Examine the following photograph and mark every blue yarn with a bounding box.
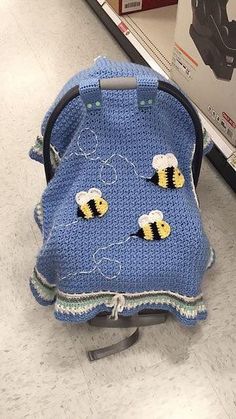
[54,303,207,326]
[30,58,212,326]
[30,281,55,306]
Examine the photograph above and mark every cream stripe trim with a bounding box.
[57,288,203,303]
[35,268,56,288]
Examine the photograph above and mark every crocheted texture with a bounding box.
[34,202,43,232]
[149,153,185,189]
[54,291,207,325]
[29,62,213,165]
[30,268,207,325]
[30,58,212,326]
[133,210,171,241]
[76,188,108,219]
[203,128,214,155]
[29,136,61,167]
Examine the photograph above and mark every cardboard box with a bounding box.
[108,0,178,15]
[171,0,236,147]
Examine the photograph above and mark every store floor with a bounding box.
[0,1,236,418]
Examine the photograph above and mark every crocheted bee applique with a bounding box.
[131,210,171,241]
[75,188,108,219]
[148,153,185,189]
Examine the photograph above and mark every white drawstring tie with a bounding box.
[108,294,125,320]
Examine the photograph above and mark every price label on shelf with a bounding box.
[118,21,130,35]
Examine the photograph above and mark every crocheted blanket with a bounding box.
[30,58,214,326]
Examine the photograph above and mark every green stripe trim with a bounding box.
[57,290,203,305]
[34,268,56,290]
[30,276,56,302]
[30,269,56,302]
[55,293,206,319]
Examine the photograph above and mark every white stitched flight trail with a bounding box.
[64,128,148,185]
[58,235,132,282]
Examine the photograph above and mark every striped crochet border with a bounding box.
[30,268,56,302]
[30,268,206,320]
[29,136,60,167]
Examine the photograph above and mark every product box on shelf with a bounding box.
[171,0,236,147]
[107,0,178,15]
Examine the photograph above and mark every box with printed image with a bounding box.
[107,0,178,15]
[171,0,236,147]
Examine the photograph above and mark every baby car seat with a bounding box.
[190,0,236,80]
[29,58,214,360]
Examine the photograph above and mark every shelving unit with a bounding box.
[124,6,177,75]
[87,0,236,191]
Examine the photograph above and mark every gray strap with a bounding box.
[87,312,168,361]
[87,328,139,361]
[88,311,168,328]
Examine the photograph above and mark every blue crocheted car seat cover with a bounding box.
[30,58,213,325]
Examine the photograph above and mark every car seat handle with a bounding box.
[43,78,203,185]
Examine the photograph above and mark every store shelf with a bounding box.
[123,6,177,75]
[87,0,236,190]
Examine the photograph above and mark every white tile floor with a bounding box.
[0,1,236,418]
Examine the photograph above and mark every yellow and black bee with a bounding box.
[131,210,171,241]
[148,153,185,189]
[75,188,108,219]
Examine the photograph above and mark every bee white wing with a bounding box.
[88,188,102,199]
[152,154,168,170]
[166,153,178,168]
[149,210,163,223]
[138,214,150,228]
[75,191,89,205]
